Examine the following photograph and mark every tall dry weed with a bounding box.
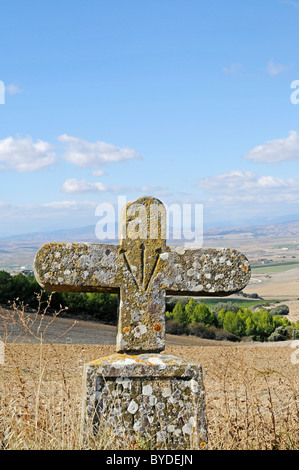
[0,300,82,450]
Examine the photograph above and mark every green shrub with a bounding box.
[0,271,47,308]
[86,292,118,323]
[185,299,197,322]
[293,328,299,339]
[268,326,289,342]
[268,325,299,341]
[187,322,216,340]
[270,304,289,316]
[254,310,275,340]
[165,319,187,335]
[222,311,246,337]
[216,308,227,328]
[172,301,189,326]
[212,301,240,315]
[214,329,240,342]
[165,310,173,320]
[189,303,216,326]
[56,291,118,323]
[0,271,14,304]
[245,314,256,337]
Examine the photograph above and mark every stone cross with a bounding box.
[34,196,251,353]
[34,195,251,450]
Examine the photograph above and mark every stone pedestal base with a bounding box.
[82,353,207,450]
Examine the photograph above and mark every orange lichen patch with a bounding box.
[242,265,249,272]
[153,323,162,332]
[123,327,130,333]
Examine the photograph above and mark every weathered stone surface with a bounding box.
[34,196,251,353]
[83,353,207,450]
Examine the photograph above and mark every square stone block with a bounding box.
[82,353,207,450]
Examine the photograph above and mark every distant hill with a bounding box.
[0,225,99,243]
[2,217,299,244]
[1,218,299,271]
[204,220,299,240]
[0,225,109,271]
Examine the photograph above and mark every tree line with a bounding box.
[166,298,299,342]
[1,270,298,341]
[0,270,118,323]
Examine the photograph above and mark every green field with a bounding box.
[251,261,299,274]
[168,296,283,309]
[196,298,284,308]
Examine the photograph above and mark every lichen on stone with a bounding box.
[83,353,208,450]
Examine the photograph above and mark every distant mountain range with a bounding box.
[205,219,299,240]
[2,217,299,245]
[0,225,99,243]
[2,212,299,244]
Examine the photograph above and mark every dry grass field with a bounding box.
[244,266,299,300]
[0,335,298,450]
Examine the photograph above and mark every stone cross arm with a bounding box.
[34,242,120,294]
[34,242,250,297]
[34,240,250,353]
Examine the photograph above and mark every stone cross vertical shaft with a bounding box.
[34,196,251,354]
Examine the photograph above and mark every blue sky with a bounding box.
[0,0,299,237]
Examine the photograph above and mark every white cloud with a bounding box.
[0,136,56,172]
[42,200,98,210]
[266,60,289,76]
[61,178,169,196]
[199,170,257,192]
[61,178,107,194]
[5,84,22,95]
[0,133,141,173]
[243,131,299,163]
[198,170,299,204]
[58,134,141,168]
